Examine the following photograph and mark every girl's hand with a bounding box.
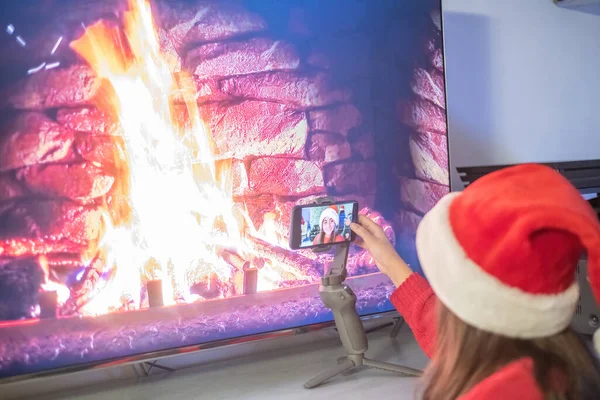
[350,215,413,287]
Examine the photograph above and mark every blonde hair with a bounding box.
[421,301,600,400]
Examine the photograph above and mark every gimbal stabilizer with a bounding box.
[303,197,422,389]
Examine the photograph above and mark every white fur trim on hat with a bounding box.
[319,207,339,228]
[416,192,580,339]
[594,329,600,355]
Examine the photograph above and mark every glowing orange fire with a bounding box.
[68,0,304,315]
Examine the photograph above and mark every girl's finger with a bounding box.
[353,236,367,249]
[350,222,374,243]
[357,215,384,236]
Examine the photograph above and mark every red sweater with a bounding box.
[390,273,544,400]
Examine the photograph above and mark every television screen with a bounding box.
[0,0,449,379]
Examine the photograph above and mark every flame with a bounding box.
[258,212,283,246]
[68,0,301,315]
[38,255,71,306]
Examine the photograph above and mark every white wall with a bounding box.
[442,0,600,189]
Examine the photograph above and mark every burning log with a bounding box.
[249,237,322,281]
[220,248,263,294]
[243,266,258,295]
[220,250,251,296]
[220,249,250,271]
[39,291,58,319]
[189,271,229,300]
[147,279,164,308]
[142,257,162,282]
[60,253,106,316]
[0,200,104,258]
[187,259,235,301]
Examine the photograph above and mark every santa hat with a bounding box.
[416,164,600,349]
[319,205,339,228]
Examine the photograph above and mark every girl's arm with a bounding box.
[389,272,437,358]
[348,215,437,357]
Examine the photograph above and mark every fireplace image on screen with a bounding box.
[0,0,448,379]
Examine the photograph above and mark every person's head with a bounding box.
[319,206,339,237]
[423,301,600,400]
[322,217,336,235]
[415,164,600,399]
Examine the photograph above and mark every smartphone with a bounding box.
[289,200,358,250]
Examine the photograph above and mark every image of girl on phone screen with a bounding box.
[313,206,344,245]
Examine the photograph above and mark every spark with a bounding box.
[45,61,60,70]
[27,62,46,75]
[16,35,26,46]
[51,36,63,55]
[76,269,85,281]
[6,24,14,35]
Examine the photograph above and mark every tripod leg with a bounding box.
[304,358,356,389]
[390,317,405,339]
[363,358,423,377]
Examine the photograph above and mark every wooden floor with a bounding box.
[4,320,429,400]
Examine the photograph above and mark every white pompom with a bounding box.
[594,329,600,355]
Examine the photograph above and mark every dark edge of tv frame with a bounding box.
[457,159,600,194]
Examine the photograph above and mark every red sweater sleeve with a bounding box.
[390,272,437,358]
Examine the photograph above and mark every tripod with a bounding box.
[303,199,422,389]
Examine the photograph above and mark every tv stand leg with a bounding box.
[390,317,405,339]
[361,316,405,336]
[138,360,177,377]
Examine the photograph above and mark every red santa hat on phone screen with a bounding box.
[416,164,600,350]
[319,205,339,228]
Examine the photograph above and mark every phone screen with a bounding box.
[289,201,358,250]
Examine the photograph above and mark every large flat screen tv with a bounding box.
[0,0,449,380]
